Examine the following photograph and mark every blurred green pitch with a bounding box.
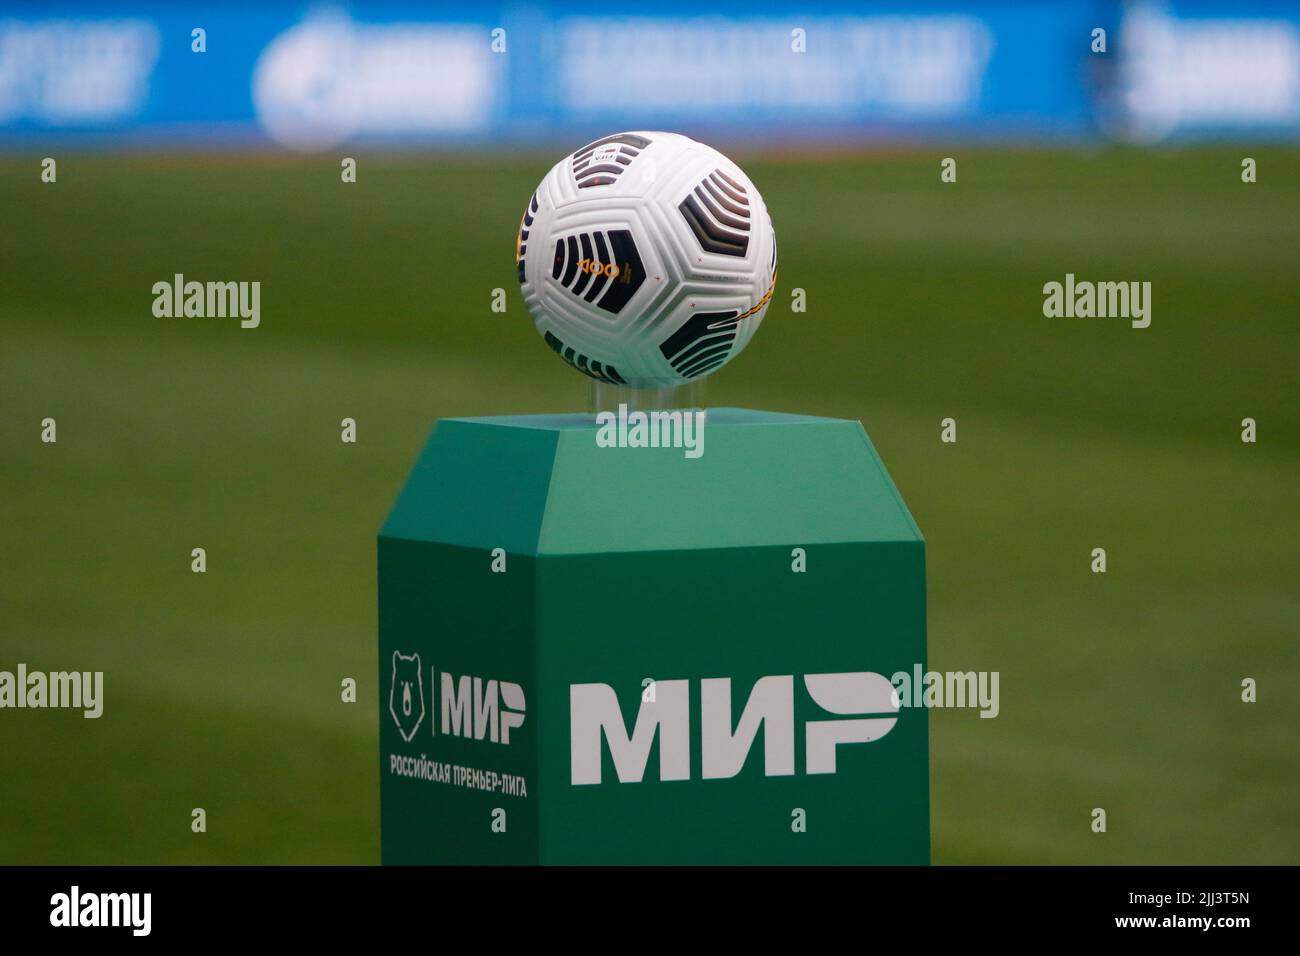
[0,147,1295,863]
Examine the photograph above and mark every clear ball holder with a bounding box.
[587,380,707,415]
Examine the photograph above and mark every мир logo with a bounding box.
[570,671,900,784]
[387,653,526,745]
[389,650,425,742]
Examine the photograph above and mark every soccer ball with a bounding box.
[516,131,777,389]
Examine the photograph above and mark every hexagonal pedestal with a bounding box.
[379,408,928,864]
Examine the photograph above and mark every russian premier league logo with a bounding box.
[389,651,425,743]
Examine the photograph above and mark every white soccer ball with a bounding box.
[516,131,777,389]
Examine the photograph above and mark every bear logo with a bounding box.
[388,650,425,743]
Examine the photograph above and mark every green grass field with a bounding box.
[0,147,1296,863]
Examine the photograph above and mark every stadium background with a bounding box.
[0,1,1296,863]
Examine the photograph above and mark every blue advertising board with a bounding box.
[0,1,1296,147]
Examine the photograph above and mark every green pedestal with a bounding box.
[378,408,928,864]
